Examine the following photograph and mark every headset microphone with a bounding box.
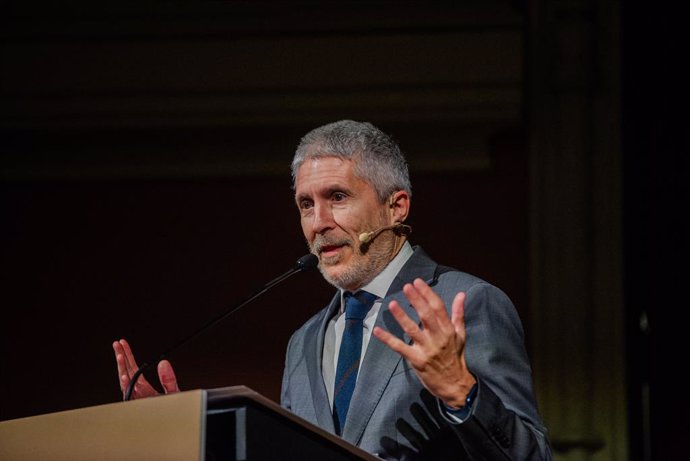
[358,222,411,247]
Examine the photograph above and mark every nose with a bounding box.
[312,201,336,235]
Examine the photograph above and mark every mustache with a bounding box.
[311,234,353,253]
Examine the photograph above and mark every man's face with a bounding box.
[294,156,396,291]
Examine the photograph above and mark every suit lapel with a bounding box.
[342,246,438,444]
[305,293,340,433]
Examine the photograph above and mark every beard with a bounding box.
[309,227,396,291]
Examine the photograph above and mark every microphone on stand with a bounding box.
[124,253,318,401]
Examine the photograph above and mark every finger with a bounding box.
[412,278,448,314]
[119,375,131,398]
[114,339,137,380]
[374,323,431,370]
[373,325,411,356]
[401,283,442,332]
[158,360,180,394]
[116,355,131,392]
[113,340,126,375]
[118,339,140,373]
[450,292,467,337]
[113,341,133,392]
[114,359,130,394]
[407,280,452,334]
[388,300,427,345]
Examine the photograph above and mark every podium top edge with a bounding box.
[202,385,380,461]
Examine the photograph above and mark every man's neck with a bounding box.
[347,241,414,299]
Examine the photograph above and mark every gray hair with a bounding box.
[291,120,412,202]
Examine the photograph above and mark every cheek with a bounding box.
[300,217,314,240]
[331,207,359,231]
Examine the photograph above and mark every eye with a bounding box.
[299,199,313,210]
[332,192,347,202]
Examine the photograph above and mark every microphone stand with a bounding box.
[124,253,318,401]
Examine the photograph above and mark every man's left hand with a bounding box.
[373,278,476,409]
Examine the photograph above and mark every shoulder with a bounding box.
[433,265,489,292]
[423,258,523,334]
[406,246,496,291]
[404,246,514,306]
[425,260,508,303]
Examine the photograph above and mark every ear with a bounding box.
[388,190,410,223]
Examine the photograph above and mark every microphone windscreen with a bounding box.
[296,253,319,270]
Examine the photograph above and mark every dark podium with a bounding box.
[0,386,379,460]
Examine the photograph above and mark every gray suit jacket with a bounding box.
[281,247,551,460]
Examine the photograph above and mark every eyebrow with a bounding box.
[295,185,353,204]
[295,192,311,204]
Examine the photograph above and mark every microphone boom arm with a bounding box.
[124,253,318,401]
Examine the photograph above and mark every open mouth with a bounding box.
[320,244,346,257]
[314,236,352,258]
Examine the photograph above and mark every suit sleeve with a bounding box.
[280,332,294,411]
[445,280,552,460]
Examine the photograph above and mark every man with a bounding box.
[114,120,552,459]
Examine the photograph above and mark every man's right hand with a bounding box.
[112,338,180,400]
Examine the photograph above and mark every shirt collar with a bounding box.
[339,241,414,308]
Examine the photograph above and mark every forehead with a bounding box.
[294,157,361,192]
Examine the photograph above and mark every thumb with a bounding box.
[451,291,467,336]
[158,359,180,394]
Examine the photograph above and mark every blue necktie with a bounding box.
[333,290,377,435]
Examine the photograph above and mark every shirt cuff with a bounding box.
[438,383,478,424]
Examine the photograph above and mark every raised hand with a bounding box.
[112,338,180,400]
[373,278,476,408]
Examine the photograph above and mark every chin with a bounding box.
[322,264,379,292]
[319,265,355,291]
[321,264,347,283]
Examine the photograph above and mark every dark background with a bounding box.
[0,145,528,413]
[622,2,688,460]
[1,1,687,459]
